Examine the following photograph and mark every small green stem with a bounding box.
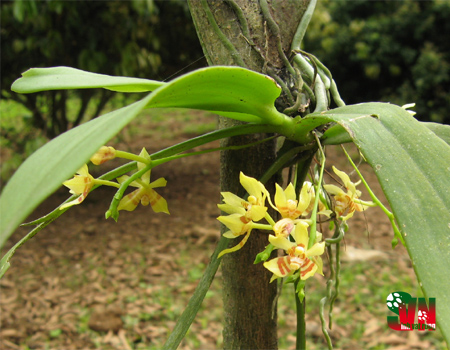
[329,240,341,330]
[295,280,307,350]
[308,134,326,249]
[264,212,277,227]
[353,199,377,207]
[151,135,277,168]
[93,179,121,189]
[251,223,274,231]
[151,124,279,160]
[106,162,153,220]
[114,150,149,164]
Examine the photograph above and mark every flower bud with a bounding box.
[90,146,116,165]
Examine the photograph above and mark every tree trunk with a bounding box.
[187,1,310,348]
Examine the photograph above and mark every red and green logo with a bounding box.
[386,291,436,331]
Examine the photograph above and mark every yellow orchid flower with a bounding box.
[117,148,169,214]
[90,146,116,165]
[323,166,370,220]
[274,181,330,220]
[60,164,94,209]
[274,182,312,219]
[264,220,325,282]
[217,172,270,257]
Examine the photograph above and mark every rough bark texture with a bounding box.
[187,1,309,349]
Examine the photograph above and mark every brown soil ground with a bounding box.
[0,113,446,350]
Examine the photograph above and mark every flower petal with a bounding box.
[300,257,318,280]
[223,230,238,239]
[268,235,295,251]
[248,205,267,222]
[239,172,267,203]
[218,203,246,216]
[306,241,325,258]
[332,166,357,194]
[323,184,345,196]
[264,256,293,278]
[117,175,140,188]
[312,256,324,276]
[274,183,287,211]
[118,188,142,211]
[218,230,252,258]
[284,183,297,201]
[218,192,246,214]
[59,194,87,209]
[138,148,151,183]
[298,182,313,213]
[217,214,249,235]
[76,164,90,176]
[149,177,167,189]
[142,189,169,214]
[291,220,309,247]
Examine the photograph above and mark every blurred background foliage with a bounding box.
[305,0,450,124]
[1,0,449,182]
[0,0,204,181]
[1,0,203,138]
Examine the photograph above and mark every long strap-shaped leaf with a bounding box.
[308,103,450,345]
[11,66,166,93]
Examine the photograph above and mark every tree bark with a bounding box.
[187,1,310,348]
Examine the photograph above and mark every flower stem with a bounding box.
[308,133,326,249]
[93,179,121,189]
[251,223,274,231]
[151,135,278,168]
[295,280,306,350]
[264,213,276,227]
[114,150,150,164]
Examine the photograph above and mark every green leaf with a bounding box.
[141,66,287,125]
[308,103,450,344]
[12,66,287,125]
[0,66,288,272]
[11,66,166,93]
[323,120,450,146]
[422,122,450,146]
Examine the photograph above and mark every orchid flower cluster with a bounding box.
[61,144,373,285]
[217,169,373,283]
[61,146,169,215]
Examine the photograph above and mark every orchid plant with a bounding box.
[1,13,450,350]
